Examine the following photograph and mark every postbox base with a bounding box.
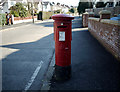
[54,65,71,81]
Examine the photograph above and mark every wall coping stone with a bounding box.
[88,17,100,21]
[89,17,120,26]
[99,10,111,14]
[83,12,89,14]
[83,12,94,15]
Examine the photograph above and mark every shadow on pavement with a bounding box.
[50,29,120,90]
[35,22,54,28]
[1,33,55,90]
[72,16,83,29]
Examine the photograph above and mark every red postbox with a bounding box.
[52,14,74,80]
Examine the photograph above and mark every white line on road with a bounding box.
[24,61,43,91]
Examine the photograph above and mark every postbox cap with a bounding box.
[52,14,74,20]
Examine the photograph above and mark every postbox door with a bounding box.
[54,21,72,66]
[54,21,72,42]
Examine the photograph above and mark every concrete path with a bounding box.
[1,20,42,30]
[50,16,120,91]
[1,19,55,91]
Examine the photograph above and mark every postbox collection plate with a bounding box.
[59,31,65,41]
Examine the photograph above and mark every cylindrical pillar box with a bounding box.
[52,14,74,81]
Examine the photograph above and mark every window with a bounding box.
[11,1,14,5]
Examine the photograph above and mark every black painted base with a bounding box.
[54,65,71,81]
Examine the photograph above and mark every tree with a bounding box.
[54,9,62,14]
[10,3,28,17]
[77,2,93,15]
[89,2,93,8]
[69,8,75,13]
[95,2,106,8]
[115,1,120,6]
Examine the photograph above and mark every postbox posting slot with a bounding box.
[57,26,67,28]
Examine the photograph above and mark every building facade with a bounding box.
[0,0,70,14]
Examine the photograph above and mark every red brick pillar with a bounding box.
[89,13,94,17]
[82,13,89,27]
[99,10,111,20]
[82,12,94,27]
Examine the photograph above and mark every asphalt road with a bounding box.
[1,20,55,91]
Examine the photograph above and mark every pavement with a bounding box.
[1,22,33,30]
[49,16,120,91]
[1,20,47,31]
[1,16,120,91]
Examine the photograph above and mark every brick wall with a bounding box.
[114,6,120,15]
[92,6,120,17]
[13,16,37,24]
[93,8,104,16]
[82,13,94,27]
[14,16,37,21]
[88,18,120,61]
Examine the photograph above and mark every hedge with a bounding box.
[42,11,53,20]
[0,14,6,26]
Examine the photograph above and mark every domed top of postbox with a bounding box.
[52,14,74,20]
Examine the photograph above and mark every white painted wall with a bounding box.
[43,3,51,12]
[37,3,42,12]
[62,7,69,13]
[3,2,9,13]
[2,0,17,13]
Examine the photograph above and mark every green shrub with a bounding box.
[66,12,70,14]
[0,14,2,26]
[10,11,19,17]
[0,14,6,26]
[10,3,28,17]
[54,9,61,14]
[43,11,53,20]
[69,8,75,13]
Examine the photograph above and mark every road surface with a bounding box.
[1,19,55,91]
